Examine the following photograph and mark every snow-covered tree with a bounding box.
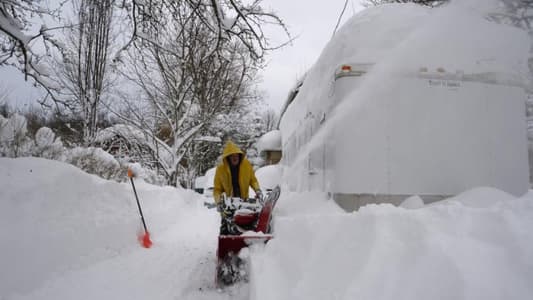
[2,0,290,106]
[111,3,264,186]
[362,0,448,7]
[116,0,290,63]
[0,1,66,98]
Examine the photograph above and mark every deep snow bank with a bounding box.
[251,188,533,300]
[0,157,214,298]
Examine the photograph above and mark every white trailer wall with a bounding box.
[331,73,529,197]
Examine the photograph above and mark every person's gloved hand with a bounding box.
[217,193,226,214]
[255,189,263,200]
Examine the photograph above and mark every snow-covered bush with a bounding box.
[66,147,124,181]
[0,113,166,185]
[33,127,64,160]
[64,147,166,185]
[124,160,167,186]
[0,113,33,157]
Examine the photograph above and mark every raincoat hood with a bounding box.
[221,141,244,160]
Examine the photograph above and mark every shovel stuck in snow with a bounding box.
[128,168,153,248]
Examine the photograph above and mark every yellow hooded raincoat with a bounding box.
[213,141,260,204]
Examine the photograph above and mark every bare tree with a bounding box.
[49,0,115,145]
[0,1,68,98]
[2,1,290,109]
[76,0,114,145]
[115,0,291,64]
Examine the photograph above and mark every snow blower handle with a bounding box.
[128,168,152,248]
[255,189,263,204]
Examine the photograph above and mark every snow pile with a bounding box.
[256,130,281,153]
[2,157,533,300]
[251,189,533,300]
[0,157,229,300]
[399,194,425,209]
[255,164,283,192]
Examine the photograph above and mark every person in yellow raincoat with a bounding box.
[213,141,262,205]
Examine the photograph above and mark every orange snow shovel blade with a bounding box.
[138,231,153,248]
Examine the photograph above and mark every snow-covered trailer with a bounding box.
[278,4,530,210]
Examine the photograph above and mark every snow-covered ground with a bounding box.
[0,157,235,300]
[1,157,533,300]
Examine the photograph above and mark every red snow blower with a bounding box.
[216,186,280,286]
[128,168,153,248]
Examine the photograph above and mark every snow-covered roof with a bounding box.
[256,130,281,152]
[194,136,222,143]
[95,124,147,144]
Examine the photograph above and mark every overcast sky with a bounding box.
[1,1,364,113]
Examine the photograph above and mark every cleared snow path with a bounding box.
[10,216,246,300]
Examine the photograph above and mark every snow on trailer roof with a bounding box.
[281,2,530,141]
[281,3,528,123]
[280,4,431,136]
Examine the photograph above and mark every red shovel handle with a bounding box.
[129,168,152,248]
